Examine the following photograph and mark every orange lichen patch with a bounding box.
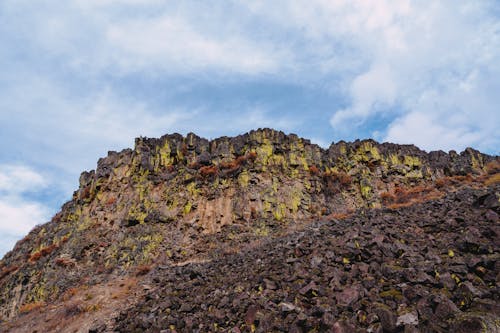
[222,246,241,255]
[0,265,19,280]
[250,206,257,219]
[199,165,218,178]
[219,159,240,172]
[484,173,500,186]
[435,178,449,188]
[435,174,477,188]
[106,196,117,206]
[323,170,352,185]
[380,191,396,204]
[55,257,75,268]
[434,173,480,188]
[135,265,152,276]
[450,174,474,183]
[219,152,257,172]
[29,243,58,262]
[61,287,79,301]
[19,302,45,314]
[382,184,444,209]
[247,151,258,161]
[308,165,320,175]
[323,170,352,194]
[29,236,69,263]
[188,161,201,170]
[337,172,352,185]
[484,160,500,175]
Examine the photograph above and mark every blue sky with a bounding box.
[0,0,499,257]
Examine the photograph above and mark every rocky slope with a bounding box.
[115,186,500,333]
[0,128,498,332]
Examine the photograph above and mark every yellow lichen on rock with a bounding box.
[290,189,302,213]
[389,154,400,166]
[273,202,287,221]
[360,183,372,199]
[403,156,422,168]
[183,202,193,215]
[238,171,250,187]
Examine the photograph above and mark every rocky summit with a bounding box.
[0,128,498,333]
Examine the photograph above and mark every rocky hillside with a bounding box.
[0,128,498,332]
[115,186,500,333]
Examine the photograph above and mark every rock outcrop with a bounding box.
[0,129,498,332]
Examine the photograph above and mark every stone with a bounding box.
[374,306,397,332]
[331,320,356,333]
[450,313,500,333]
[264,278,277,290]
[434,297,459,318]
[485,209,498,222]
[439,272,456,290]
[458,281,485,298]
[403,326,420,333]
[335,286,360,307]
[299,281,318,296]
[396,311,419,326]
[279,302,296,312]
[245,305,258,325]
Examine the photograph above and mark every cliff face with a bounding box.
[0,129,498,332]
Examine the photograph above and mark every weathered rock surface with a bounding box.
[0,129,498,332]
[109,186,499,333]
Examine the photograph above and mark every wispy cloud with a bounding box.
[105,15,280,75]
[0,165,51,256]
[318,1,499,152]
[240,0,500,152]
[1,1,283,77]
[0,165,47,194]
[0,75,192,174]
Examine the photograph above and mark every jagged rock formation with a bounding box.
[0,129,498,332]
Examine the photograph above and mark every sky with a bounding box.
[0,0,499,257]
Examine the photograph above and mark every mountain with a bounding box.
[0,128,498,332]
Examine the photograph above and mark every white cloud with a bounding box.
[232,108,297,131]
[156,107,299,140]
[384,112,482,152]
[246,0,500,152]
[75,89,193,147]
[75,0,164,7]
[105,16,279,74]
[355,2,497,152]
[3,1,282,76]
[0,74,194,176]
[330,63,397,127]
[0,165,51,257]
[310,137,330,148]
[0,199,49,236]
[0,165,47,194]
